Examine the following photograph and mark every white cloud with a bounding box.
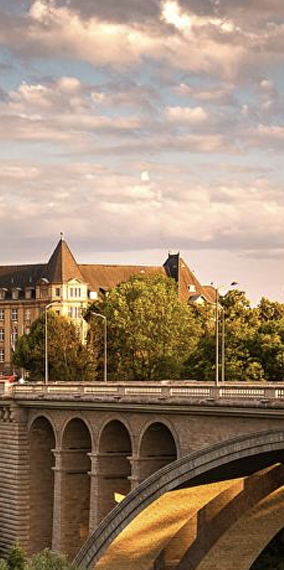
[165,105,209,124]
[141,170,150,182]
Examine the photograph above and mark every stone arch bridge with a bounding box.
[1,380,284,567]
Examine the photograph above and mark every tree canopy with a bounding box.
[12,275,284,383]
[86,273,202,381]
[13,312,96,382]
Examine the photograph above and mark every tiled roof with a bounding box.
[0,264,45,289]
[79,264,164,292]
[45,238,84,283]
[0,238,214,304]
[202,285,216,304]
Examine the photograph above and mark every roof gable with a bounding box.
[45,237,84,283]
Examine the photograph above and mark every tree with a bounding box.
[220,290,264,381]
[249,298,284,381]
[13,313,96,382]
[6,544,26,570]
[185,289,265,382]
[86,274,202,381]
[0,547,80,570]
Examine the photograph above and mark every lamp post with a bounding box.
[45,301,59,384]
[90,312,107,383]
[215,282,238,386]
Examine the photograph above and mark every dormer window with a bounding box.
[12,288,21,300]
[0,288,7,300]
[25,287,34,299]
[40,286,48,298]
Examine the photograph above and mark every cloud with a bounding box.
[165,105,209,124]
[0,0,252,77]
[2,158,284,259]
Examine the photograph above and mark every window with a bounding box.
[0,350,4,362]
[0,290,6,300]
[25,327,30,335]
[68,306,81,318]
[12,289,20,300]
[11,330,18,344]
[25,309,31,322]
[55,287,61,297]
[74,306,81,318]
[41,286,48,298]
[0,330,4,342]
[188,284,196,293]
[25,288,33,299]
[0,309,4,321]
[69,287,81,298]
[11,309,18,321]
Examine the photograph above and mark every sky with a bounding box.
[1,0,284,304]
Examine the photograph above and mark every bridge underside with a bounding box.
[75,430,284,570]
[93,464,284,570]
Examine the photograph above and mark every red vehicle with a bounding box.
[1,375,17,384]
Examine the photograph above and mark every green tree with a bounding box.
[185,290,265,382]
[249,298,284,381]
[27,549,75,570]
[7,544,26,570]
[0,547,80,570]
[221,290,264,381]
[13,313,96,382]
[86,274,202,381]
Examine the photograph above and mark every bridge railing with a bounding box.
[4,381,284,401]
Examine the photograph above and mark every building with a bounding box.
[0,235,214,375]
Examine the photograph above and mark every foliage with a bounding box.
[86,274,203,381]
[10,276,284,383]
[0,547,79,570]
[6,544,26,570]
[12,313,96,382]
[26,549,75,570]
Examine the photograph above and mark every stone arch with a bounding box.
[138,420,178,482]
[29,416,56,554]
[97,414,134,452]
[74,428,284,570]
[28,411,58,447]
[59,413,94,450]
[60,418,92,559]
[97,419,133,523]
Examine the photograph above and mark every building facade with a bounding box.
[0,236,214,375]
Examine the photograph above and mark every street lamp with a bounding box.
[90,312,107,383]
[45,301,59,384]
[215,282,238,386]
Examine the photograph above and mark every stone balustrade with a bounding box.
[1,380,284,403]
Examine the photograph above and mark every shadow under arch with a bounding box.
[61,417,92,559]
[74,428,284,569]
[97,419,133,523]
[29,415,56,554]
[138,420,178,482]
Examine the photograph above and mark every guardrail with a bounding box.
[2,381,284,401]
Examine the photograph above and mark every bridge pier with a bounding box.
[52,449,64,553]
[0,403,29,556]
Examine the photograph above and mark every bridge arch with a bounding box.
[97,418,133,522]
[74,428,284,570]
[60,417,92,559]
[138,420,179,482]
[29,415,56,554]
[59,414,94,449]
